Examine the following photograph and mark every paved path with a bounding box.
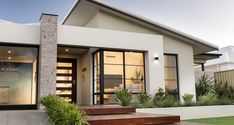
[0,110,50,125]
[0,110,211,125]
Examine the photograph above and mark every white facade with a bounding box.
[0,0,219,107]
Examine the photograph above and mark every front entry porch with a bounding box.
[81,105,180,125]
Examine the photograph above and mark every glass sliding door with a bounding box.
[93,50,145,104]
[0,45,38,109]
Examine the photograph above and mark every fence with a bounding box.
[214,69,234,86]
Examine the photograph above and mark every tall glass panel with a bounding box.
[104,51,124,93]
[0,46,37,105]
[164,54,179,100]
[94,52,100,104]
[125,52,145,93]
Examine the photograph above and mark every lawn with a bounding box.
[187,116,234,125]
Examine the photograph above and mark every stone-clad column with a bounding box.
[39,13,58,105]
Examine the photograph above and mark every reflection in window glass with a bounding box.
[164,54,179,100]
[104,51,123,64]
[0,46,37,105]
[125,52,144,65]
[94,50,145,104]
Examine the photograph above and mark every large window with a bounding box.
[93,50,145,104]
[164,54,179,100]
[0,45,38,108]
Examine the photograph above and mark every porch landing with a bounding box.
[0,110,208,125]
[80,105,180,125]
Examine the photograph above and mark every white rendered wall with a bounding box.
[163,36,196,101]
[85,11,196,100]
[0,22,39,45]
[58,25,164,104]
[137,105,234,120]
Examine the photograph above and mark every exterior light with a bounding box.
[154,57,159,60]
[8,57,11,60]
[8,50,11,54]
[65,49,69,52]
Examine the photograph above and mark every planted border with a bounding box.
[41,95,87,125]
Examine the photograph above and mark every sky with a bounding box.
[0,0,233,47]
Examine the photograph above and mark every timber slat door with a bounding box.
[56,58,77,103]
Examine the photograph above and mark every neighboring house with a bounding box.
[0,0,219,110]
[203,45,234,72]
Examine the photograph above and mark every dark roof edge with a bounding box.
[39,13,58,21]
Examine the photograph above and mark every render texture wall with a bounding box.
[84,11,197,99]
[58,25,164,102]
[0,22,40,45]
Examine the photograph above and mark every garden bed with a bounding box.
[137,105,234,120]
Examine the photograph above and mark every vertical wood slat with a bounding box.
[215,70,234,86]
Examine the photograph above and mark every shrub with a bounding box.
[196,73,214,98]
[213,82,234,101]
[217,97,233,105]
[115,89,132,106]
[137,92,153,108]
[154,88,176,107]
[182,93,194,106]
[40,95,87,125]
[198,93,218,105]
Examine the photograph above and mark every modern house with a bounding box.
[0,0,219,110]
[202,45,234,72]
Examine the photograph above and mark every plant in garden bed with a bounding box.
[115,89,132,106]
[198,93,218,105]
[40,95,87,125]
[153,88,176,107]
[182,93,194,106]
[137,92,153,108]
[196,73,214,99]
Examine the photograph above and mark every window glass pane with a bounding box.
[164,67,177,80]
[164,54,179,100]
[94,94,100,104]
[125,52,144,65]
[104,78,123,93]
[164,55,176,67]
[126,80,144,93]
[94,52,100,66]
[104,94,116,104]
[94,65,100,80]
[165,81,178,92]
[94,79,100,93]
[0,46,37,105]
[125,66,144,79]
[104,51,123,64]
[104,65,123,77]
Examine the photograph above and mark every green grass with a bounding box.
[187,116,234,125]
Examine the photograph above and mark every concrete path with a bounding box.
[0,110,50,125]
[0,110,211,125]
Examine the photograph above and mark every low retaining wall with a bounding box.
[137,105,234,120]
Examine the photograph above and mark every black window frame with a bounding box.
[0,43,39,110]
[164,53,180,100]
[93,49,146,104]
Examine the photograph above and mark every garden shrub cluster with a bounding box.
[115,73,234,108]
[196,73,234,105]
[40,95,87,125]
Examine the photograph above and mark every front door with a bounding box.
[56,58,77,103]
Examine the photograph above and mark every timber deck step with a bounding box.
[80,105,180,125]
[80,105,135,115]
[86,113,180,125]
